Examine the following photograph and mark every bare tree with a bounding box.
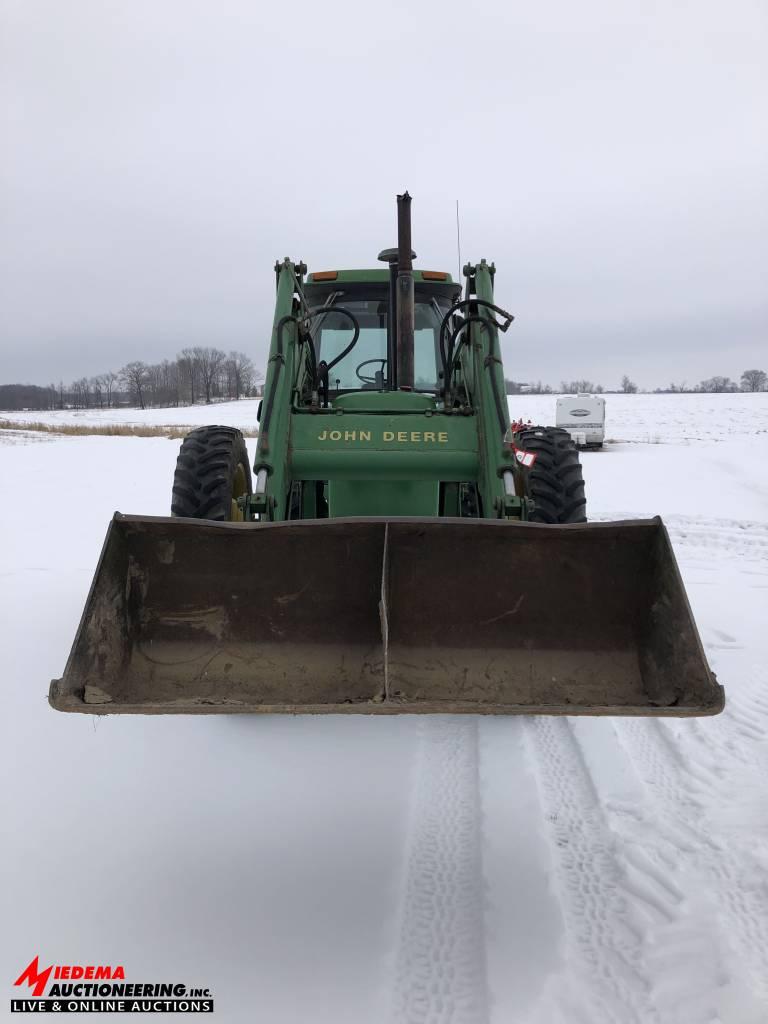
[251,366,265,396]
[102,371,119,408]
[193,346,226,403]
[177,349,199,405]
[741,368,767,392]
[697,376,738,393]
[560,380,600,394]
[71,377,91,409]
[620,375,638,394]
[160,359,181,406]
[91,376,105,408]
[225,351,255,400]
[137,360,176,407]
[121,361,149,409]
[144,364,161,408]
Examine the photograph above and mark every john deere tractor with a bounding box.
[50,195,723,717]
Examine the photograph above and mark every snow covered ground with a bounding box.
[1,394,767,1022]
[2,397,265,432]
[5,390,768,444]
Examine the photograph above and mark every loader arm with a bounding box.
[250,258,305,521]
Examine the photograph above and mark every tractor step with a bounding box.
[50,515,723,717]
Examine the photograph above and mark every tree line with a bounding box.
[37,348,264,411]
[503,369,766,396]
[652,370,767,393]
[2,363,765,412]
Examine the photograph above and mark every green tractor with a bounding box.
[50,195,723,717]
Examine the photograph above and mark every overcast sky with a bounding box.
[1,0,766,390]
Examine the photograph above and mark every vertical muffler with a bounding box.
[396,191,415,389]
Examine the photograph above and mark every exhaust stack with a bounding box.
[396,192,415,389]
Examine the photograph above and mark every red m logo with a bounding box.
[14,956,52,998]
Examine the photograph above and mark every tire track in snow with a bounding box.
[628,511,768,1007]
[590,514,768,565]
[477,719,567,1024]
[391,718,488,1024]
[525,717,656,1024]
[664,515,768,559]
[573,716,765,1022]
[618,712,768,1010]
[525,715,762,1023]
[674,664,768,781]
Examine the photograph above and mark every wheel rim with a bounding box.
[230,463,248,522]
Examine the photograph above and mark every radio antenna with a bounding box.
[455,200,462,281]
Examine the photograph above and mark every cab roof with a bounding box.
[306,269,455,284]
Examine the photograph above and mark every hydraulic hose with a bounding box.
[305,305,360,407]
[259,315,298,441]
[306,306,360,377]
[439,298,514,395]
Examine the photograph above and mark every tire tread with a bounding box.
[515,425,587,523]
[171,425,252,521]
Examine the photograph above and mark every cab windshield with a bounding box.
[307,287,455,392]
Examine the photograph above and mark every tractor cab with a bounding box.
[303,269,460,398]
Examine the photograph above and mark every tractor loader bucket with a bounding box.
[50,514,723,716]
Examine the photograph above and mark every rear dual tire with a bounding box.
[171,425,252,521]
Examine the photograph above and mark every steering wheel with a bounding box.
[355,358,388,385]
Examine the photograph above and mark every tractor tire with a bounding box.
[171,425,252,522]
[515,425,587,524]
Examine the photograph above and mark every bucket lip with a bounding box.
[48,687,725,717]
[112,512,665,534]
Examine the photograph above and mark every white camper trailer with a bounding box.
[556,394,606,448]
